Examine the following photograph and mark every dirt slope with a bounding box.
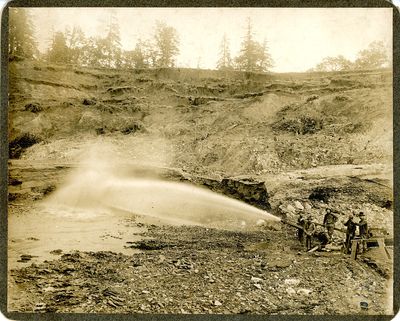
[8,61,393,229]
[9,61,392,176]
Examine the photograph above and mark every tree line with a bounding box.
[9,9,180,69]
[216,18,274,72]
[308,41,390,72]
[8,9,389,73]
[9,10,273,72]
[46,19,180,69]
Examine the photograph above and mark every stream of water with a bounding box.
[46,166,280,229]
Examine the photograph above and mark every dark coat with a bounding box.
[323,212,337,226]
[344,219,357,235]
[357,218,368,237]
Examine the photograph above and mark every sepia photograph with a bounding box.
[4,3,396,317]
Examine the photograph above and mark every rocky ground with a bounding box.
[8,219,392,315]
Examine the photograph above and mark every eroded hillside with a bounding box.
[9,61,392,176]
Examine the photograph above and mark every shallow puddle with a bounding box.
[8,203,144,270]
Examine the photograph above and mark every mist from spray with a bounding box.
[45,142,280,230]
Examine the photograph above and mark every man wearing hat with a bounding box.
[343,213,357,254]
[356,212,369,253]
[297,213,305,243]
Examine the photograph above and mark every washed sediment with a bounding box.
[8,221,392,314]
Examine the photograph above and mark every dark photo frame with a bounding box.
[1,1,398,320]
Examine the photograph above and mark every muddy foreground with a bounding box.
[8,210,392,315]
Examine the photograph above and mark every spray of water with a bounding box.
[45,143,280,230]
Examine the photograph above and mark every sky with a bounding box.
[5,6,395,72]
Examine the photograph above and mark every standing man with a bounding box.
[297,213,305,243]
[343,213,357,254]
[356,212,369,253]
[323,209,338,243]
[304,216,316,251]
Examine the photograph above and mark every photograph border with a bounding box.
[1,0,399,320]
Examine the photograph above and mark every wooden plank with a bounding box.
[377,238,390,259]
[307,246,319,253]
[351,240,359,260]
[385,246,392,260]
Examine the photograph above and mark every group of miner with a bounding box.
[295,208,369,253]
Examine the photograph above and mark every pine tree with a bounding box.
[133,39,150,68]
[9,8,37,59]
[47,31,70,63]
[103,13,122,68]
[257,39,274,72]
[93,13,122,68]
[80,36,102,67]
[216,34,232,70]
[67,26,87,65]
[234,18,273,72]
[154,21,179,68]
[235,18,256,71]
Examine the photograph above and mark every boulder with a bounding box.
[219,176,271,210]
[286,287,296,295]
[304,203,312,210]
[284,278,300,286]
[294,201,304,210]
[250,276,263,283]
[297,288,313,296]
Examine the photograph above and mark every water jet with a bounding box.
[46,166,281,230]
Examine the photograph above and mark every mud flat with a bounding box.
[8,219,392,315]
